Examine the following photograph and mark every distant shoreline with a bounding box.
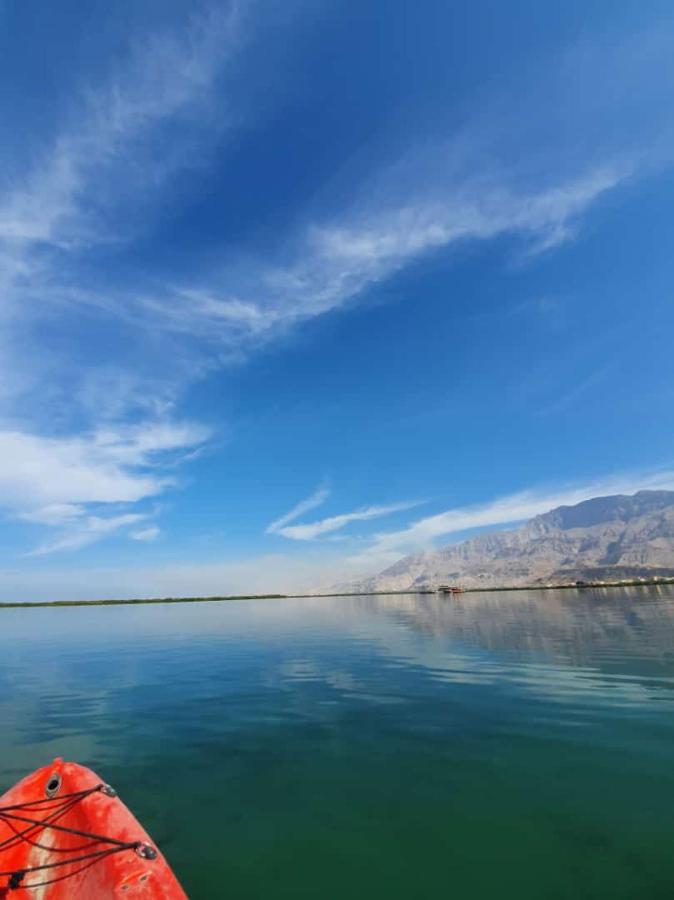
[1,577,673,609]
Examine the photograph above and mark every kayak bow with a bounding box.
[0,759,187,897]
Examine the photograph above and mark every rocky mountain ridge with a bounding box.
[341,490,674,592]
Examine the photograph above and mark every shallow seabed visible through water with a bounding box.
[1,587,674,899]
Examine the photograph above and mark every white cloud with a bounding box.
[132,25,674,355]
[137,165,625,351]
[0,422,206,512]
[0,4,244,248]
[27,513,149,557]
[130,525,161,542]
[348,469,674,571]
[0,3,250,427]
[18,503,86,527]
[2,20,671,369]
[272,500,423,541]
[299,166,625,303]
[266,482,331,534]
[0,430,158,508]
[55,26,670,360]
[0,421,206,553]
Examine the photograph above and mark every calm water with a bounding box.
[2,589,674,898]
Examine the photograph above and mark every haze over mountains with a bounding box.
[342,491,674,592]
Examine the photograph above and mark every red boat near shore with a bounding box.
[0,759,187,897]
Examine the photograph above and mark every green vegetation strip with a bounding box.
[0,594,287,609]
[1,578,673,608]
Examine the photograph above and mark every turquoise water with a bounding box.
[2,588,674,898]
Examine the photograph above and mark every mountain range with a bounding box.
[340,490,674,592]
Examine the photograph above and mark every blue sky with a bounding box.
[2,0,674,599]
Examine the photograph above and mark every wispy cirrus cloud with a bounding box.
[0,1,249,419]
[5,19,666,400]
[0,4,245,248]
[27,513,150,557]
[48,20,674,367]
[136,164,627,353]
[266,482,331,534]
[270,499,424,541]
[127,26,674,347]
[130,525,161,543]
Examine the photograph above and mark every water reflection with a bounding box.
[1,589,674,898]
[352,587,674,666]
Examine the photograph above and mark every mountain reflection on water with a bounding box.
[347,588,674,710]
[353,587,674,665]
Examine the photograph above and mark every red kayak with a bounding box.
[0,759,187,897]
